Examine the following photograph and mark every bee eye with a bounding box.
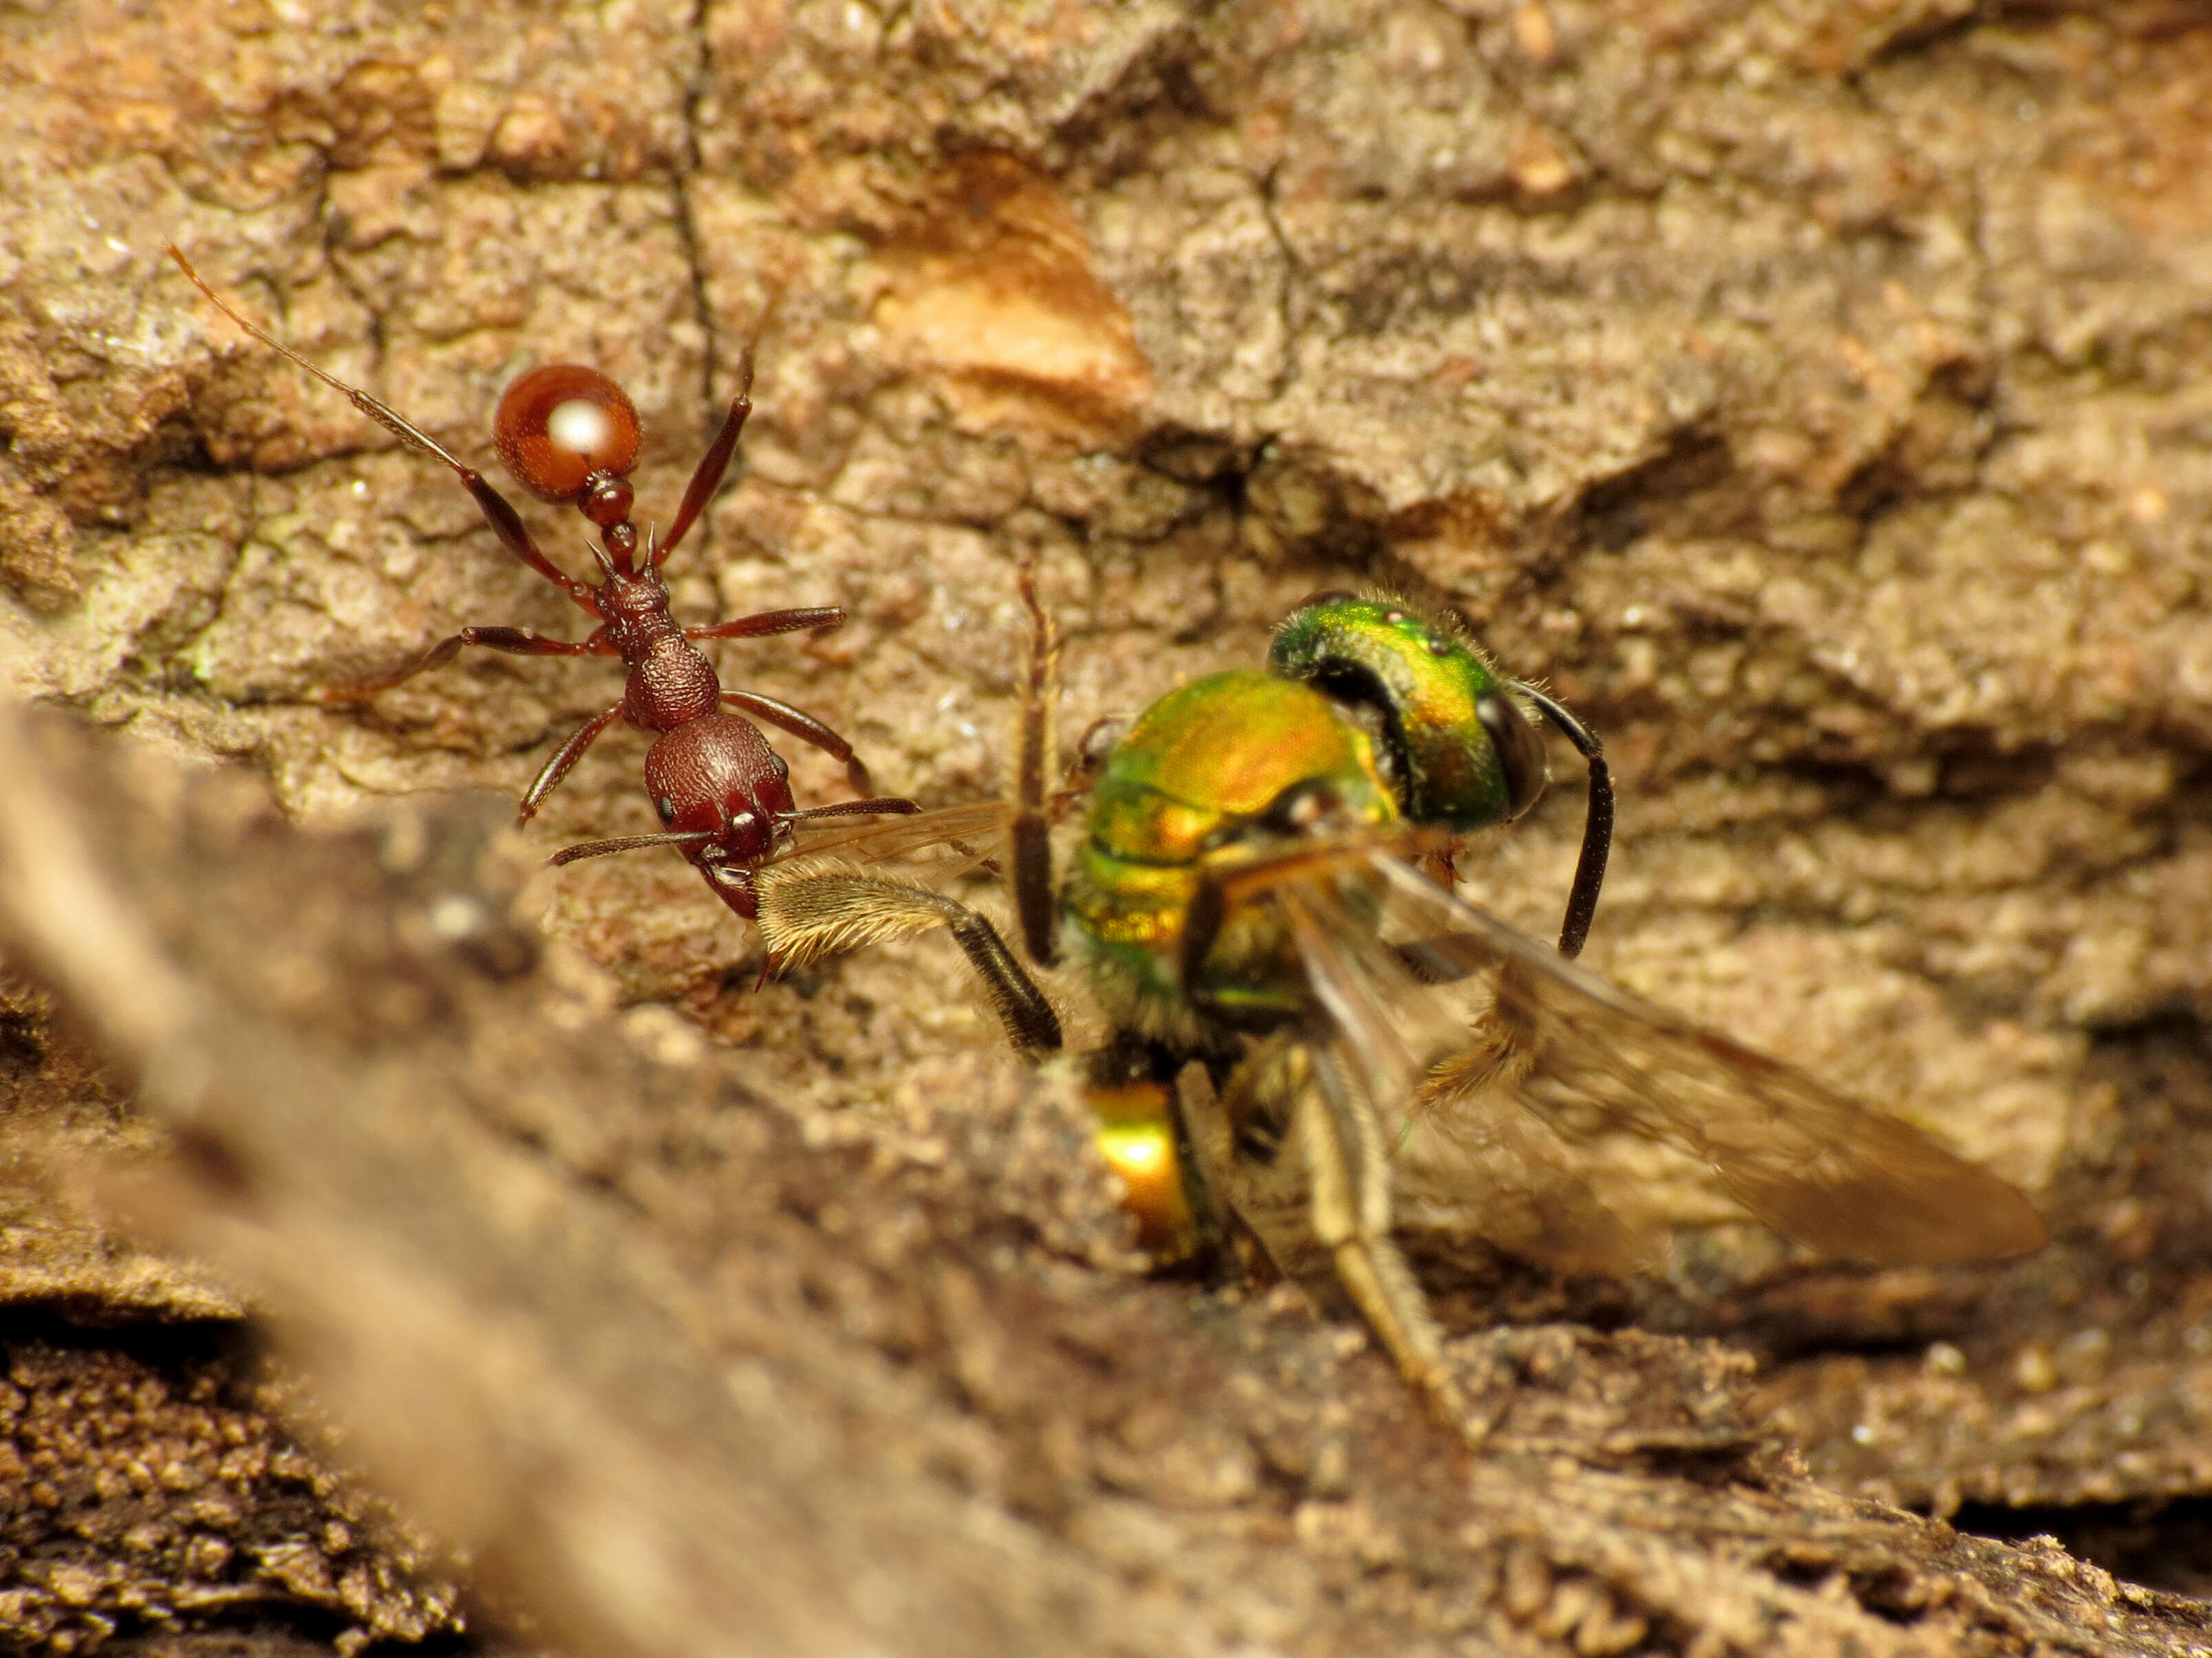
[1073,716,1127,783]
[1476,692,1547,820]
[494,364,642,504]
[1259,779,1341,836]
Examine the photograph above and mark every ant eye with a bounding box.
[655,796,676,823]
[495,364,641,503]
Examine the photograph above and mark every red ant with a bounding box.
[167,246,918,920]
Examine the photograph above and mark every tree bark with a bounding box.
[2,1,2211,1652]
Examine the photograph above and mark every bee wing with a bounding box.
[787,801,1013,868]
[1275,875,1448,1119]
[1347,855,2046,1265]
[1276,878,1652,1274]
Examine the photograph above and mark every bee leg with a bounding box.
[1295,1045,1473,1436]
[1011,558,1060,968]
[1166,1060,1235,1262]
[751,864,1062,1052]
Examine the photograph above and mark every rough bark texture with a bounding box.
[1,0,2211,1652]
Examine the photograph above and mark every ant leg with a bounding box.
[660,294,783,564]
[659,385,752,563]
[719,689,876,794]
[456,474,604,613]
[686,606,845,640]
[1011,562,1060,966]
[750,864,1062,1052]
[322,626,611,703]
[1295,1044,1470,1435]
[516,701,626,823]
[167,246,600,616]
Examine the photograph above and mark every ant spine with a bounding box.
[169,245,918,920]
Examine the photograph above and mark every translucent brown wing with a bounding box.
[786,800,1012,866]
[1279,855,2047,1266]
[1276,879,1653,1275]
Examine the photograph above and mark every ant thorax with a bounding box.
[624,635,720,733]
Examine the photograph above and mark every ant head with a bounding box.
[643,715,796,871]
[495,365,642,527]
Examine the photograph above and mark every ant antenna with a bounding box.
[165,242,474,477]
[549,830,717,867]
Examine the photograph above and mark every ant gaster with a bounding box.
[169,246,918,920]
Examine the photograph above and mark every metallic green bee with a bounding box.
[755,581,2047,1431]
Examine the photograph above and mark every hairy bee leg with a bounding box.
[1168,1060,1233,1257]
[1295,1045,1471,1434]
[1011,560,1060,966]
[752,865,1062,1052]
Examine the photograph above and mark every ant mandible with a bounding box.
[167,246,918,920]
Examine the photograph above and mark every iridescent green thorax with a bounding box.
[1269,595,1529,831]
[1065,671,1397,1030]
